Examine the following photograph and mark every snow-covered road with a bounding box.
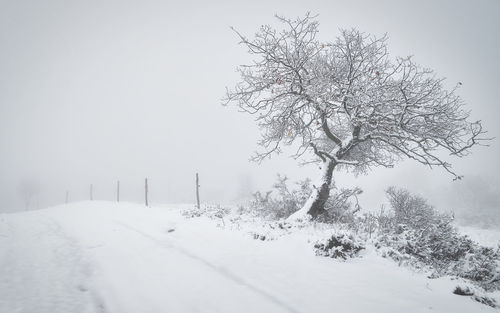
[0,202,497,313]
[0,209,101,313]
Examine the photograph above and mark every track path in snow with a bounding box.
[1,202,298,313]
[113,221,301,313]
[74,213,298,313]
[0,212,105,313]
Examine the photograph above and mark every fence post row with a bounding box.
[67,176,204,207]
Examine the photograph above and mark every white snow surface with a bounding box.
[0,201,498,313]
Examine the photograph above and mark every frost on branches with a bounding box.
[224,13,488,219]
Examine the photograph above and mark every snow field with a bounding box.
[1,201,498,313]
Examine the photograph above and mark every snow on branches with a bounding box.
[224,13,488,179]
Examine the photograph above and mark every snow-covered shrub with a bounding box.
[376,219,468,266]
[353,206,395,237]
[379,188,472,268]
[314,232,365,260]
[247,174,311,220]
[365,188,500,291]
[357,212,378,238]
[386,187,438,230]
[251,232,268,241]
[246,220,309,242]
[453,285,474,296]
[452,285,498,308]
[318,186,362,224]
[457,245,500,290]
[182,204,231,221]
[375,216,500,290]
[473,295,498,308]
[247,174,362,222]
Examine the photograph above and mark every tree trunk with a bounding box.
[288,160,336,220]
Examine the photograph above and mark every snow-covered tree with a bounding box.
[224,13,488,219]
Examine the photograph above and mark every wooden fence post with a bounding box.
[196,173,200,209]
[145,178,149,207]
[117,180,120,202]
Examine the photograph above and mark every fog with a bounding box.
[1,0,499,221]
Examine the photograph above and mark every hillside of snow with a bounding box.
[1,201,498,313]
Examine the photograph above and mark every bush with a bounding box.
[458,245,500,289]
[452,286,498,308]
[182,204,231,222]
[358,206,394,236]
[473,295,498,308]
[453,285,474,296]
[386,186,437,230]
[247,174,362,222]
[371,187,500,291]
[376,219,472,267]
[376,228,500,290]
[314,232,365,260]
[318,186,362,224]
[247,174,311,220]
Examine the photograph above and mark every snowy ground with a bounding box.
[0,201,498,313]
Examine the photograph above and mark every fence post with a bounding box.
[196,173,200,209]
[65,190,69,204]
[145,178,149,207]
[117,180,120,202]
[90,184,93,201]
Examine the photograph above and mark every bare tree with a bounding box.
[18,179,39,210]
[224,13,489,219]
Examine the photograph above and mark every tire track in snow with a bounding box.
[114,221,303,313]
[0,215,107,313]
[45,217,110,313]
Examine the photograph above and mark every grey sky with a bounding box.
[1,0,499,213]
